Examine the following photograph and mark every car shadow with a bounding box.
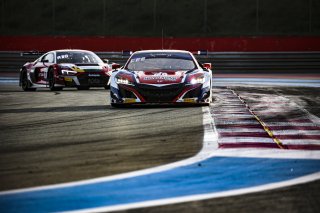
[0,103,207,113]
[0,105,111,113]
[110,104,206,109]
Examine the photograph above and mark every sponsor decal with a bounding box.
[71,66,85,73]
[144,76,177,81]
[64,77,73,82]
[57,54,69,60]
[130,57,146,63]
[183,98,197,103]
[88,74,100,77]
[123,98,136,103]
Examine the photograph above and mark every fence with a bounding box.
[1,51,319,75]
[0,0,319,36]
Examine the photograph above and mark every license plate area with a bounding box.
[88,78,101,84]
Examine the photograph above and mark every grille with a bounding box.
[83,69,103,72]
[78,75,108,86]
[135,84,184,102]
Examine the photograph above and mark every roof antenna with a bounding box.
[161,28,164,50]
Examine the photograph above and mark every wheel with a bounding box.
[48,69,63,91]
[104,85,110,90]
[77,86,90,90]
[21,71,36,91]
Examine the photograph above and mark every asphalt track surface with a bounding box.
[0,79,320,212]
[0,84,203,190]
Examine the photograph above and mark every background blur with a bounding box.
[1,0,320,37]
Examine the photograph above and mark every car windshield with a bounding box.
[56,51,102,64]
[126,52,196,71]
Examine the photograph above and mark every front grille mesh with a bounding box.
[135,84,184,102]
[78,75,108,86]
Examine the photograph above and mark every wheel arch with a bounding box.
[19,67,27,86]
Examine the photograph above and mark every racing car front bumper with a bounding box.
[59,73,110,87]
[111,83,211,104]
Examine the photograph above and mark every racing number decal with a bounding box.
[39,67,49,80]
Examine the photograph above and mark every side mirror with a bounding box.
[102,59,109,64]
[202,63,212,70]
[112,63,121,70]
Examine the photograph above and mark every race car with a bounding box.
[20,49,112,91]
[110,50,212,107]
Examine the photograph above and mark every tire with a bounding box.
[21,71,36,91]
[48,69,63,91]
[202,102,210,106]
[104,85,110,90]
[111,103,125,108]
[77,86,90,90]
[209,80,213,103]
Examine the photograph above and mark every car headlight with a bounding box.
[61,70,77,76]
[190,76,205,84]
[116,77,133,85]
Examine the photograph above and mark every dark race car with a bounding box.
[110,50,213,107]
[20,49,112,91]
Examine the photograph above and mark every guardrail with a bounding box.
[1,51,320,74]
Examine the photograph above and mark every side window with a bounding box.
[41,53,54,63]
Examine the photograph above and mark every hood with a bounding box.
[60,63,106,72]
[136,70,185,84]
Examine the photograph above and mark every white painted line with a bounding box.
[213,113,252,116]
[251,108,299,112]
[212,108,249,111]
[63,172,320,213]
[267,122,319,126]
[214,83,320,88]
[219,138,274,143]
[215,120,261,125]
[217,128,266,133]
[213,148,320,159]
[1,98,320,213]
[59,88,320,213]
[215,78,320,83]
[217,130,320,135]
[211,109,248,114]
[250,105,300,109]
[214,114,254,118]
[213,79,320,88]
[280,140,320,145]
[216,100,242,103]
[0,107,219,195]
[272,130,320,135]
[213,104,244,107]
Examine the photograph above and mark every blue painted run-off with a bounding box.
[0,157,319,213]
